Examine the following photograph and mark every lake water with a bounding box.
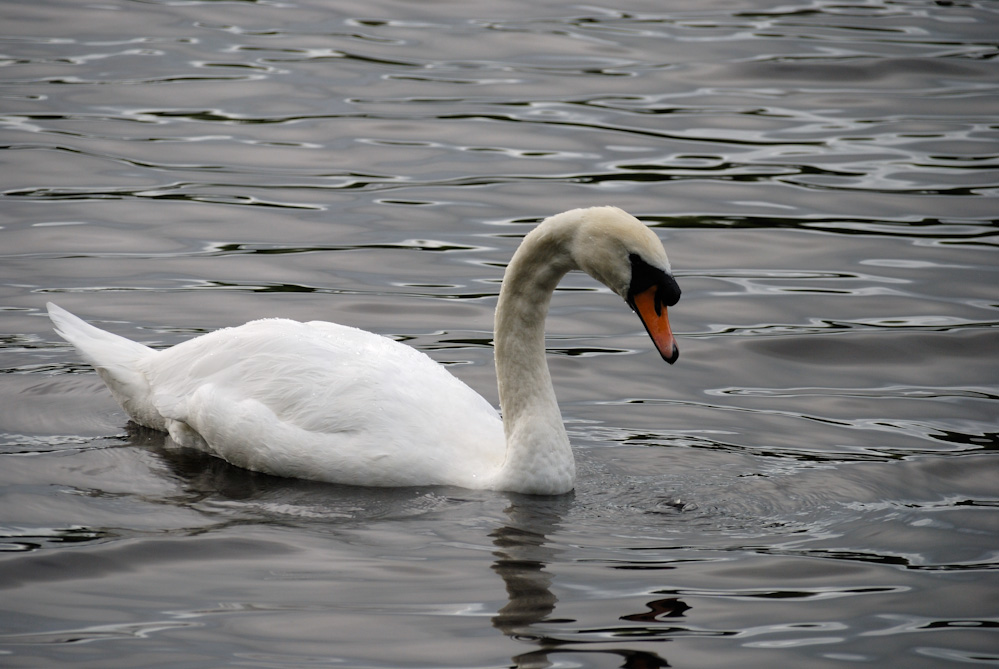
[1,0,998,666]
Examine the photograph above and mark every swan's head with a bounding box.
[562,206,681,364]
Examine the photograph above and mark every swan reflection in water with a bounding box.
[144,436,678,668]
[492,498,674,669]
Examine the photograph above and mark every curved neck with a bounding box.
[492,218,579,494]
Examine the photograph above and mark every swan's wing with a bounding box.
[144,319,505,486]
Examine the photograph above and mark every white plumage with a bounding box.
[48,206,680,494]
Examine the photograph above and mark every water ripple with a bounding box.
[2,1,998,666]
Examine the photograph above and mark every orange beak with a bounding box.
[631,284,679,364]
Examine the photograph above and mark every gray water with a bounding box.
[1,0,998,666]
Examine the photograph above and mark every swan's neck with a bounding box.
[493,220,578,495]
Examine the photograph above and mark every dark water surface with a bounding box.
[2,0,998,666]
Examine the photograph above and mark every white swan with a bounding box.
[47,206,680,495]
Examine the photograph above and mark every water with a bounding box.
[1,0,997,666]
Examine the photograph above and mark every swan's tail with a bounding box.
[47,302,163,429]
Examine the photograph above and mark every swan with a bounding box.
[47,206,680,495]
